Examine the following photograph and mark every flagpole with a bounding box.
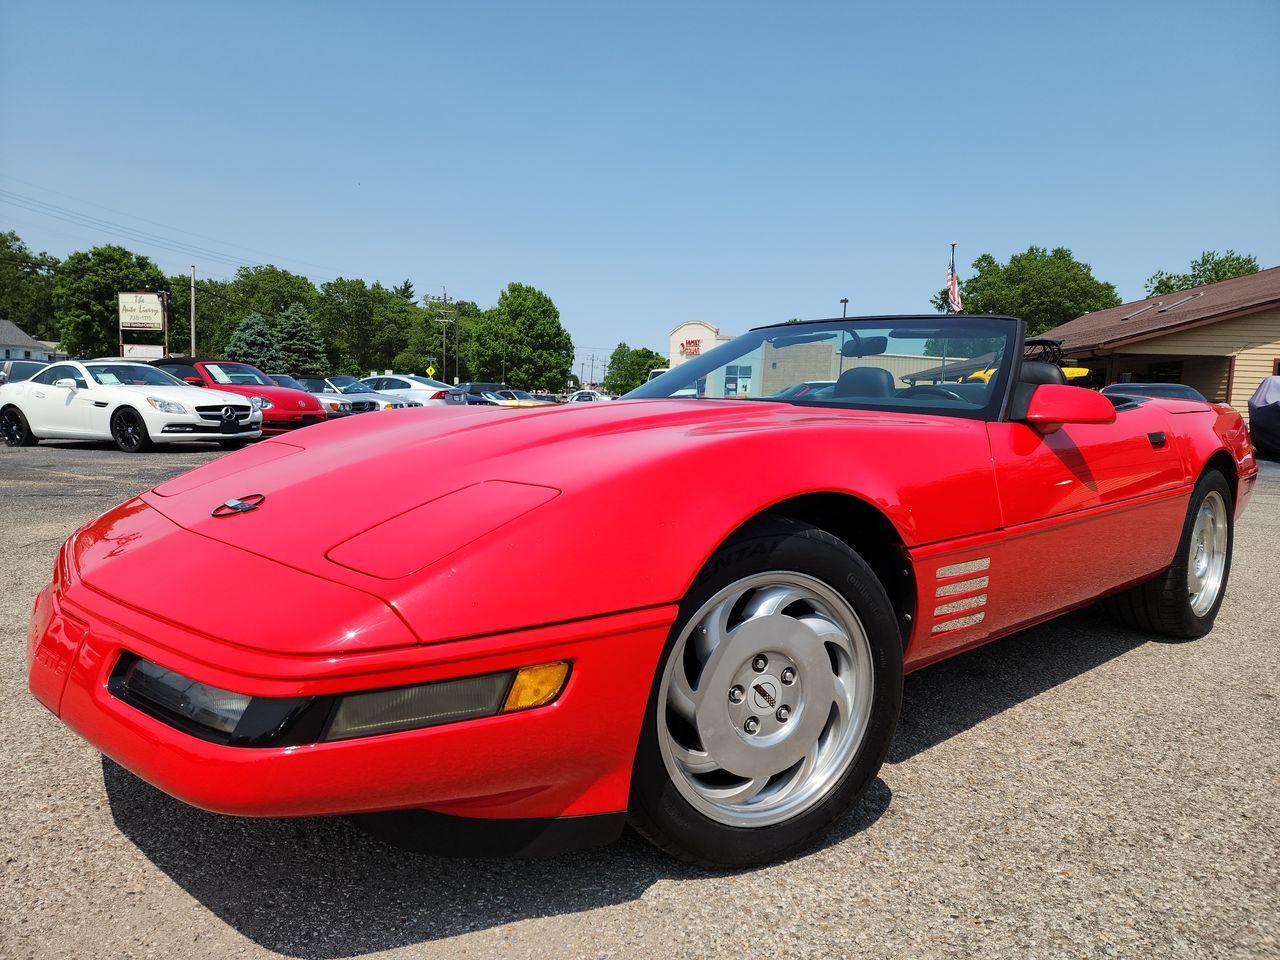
[949,242,957,315]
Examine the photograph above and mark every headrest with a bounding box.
[834,366,896,397]
[1019,360,1067,386]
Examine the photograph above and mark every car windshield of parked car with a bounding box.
[294,377,329,393]
[626,317,1018,417]
[204,362,273,386]
[407,376,449,388]
[271,374,306,390]
[86,364,184,387]
[330,376,375,394]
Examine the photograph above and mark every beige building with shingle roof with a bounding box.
[0,318,59,361]
[1047,267,1280,420]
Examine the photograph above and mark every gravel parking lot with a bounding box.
[2,443,1277,960]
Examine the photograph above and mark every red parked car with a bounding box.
[151,357,327,435]
[29,316,1256,866]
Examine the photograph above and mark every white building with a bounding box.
[0,319,59,361]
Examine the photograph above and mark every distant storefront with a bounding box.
[668,321,733,369]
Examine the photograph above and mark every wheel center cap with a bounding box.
[750,677,780,711]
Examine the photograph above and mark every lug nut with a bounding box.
[751,655,768,672]
[776,705,791,722]
[780,667,796,685]
[744,717,760,734]
[728,685,744,704]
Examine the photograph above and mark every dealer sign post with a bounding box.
[118,291,168,358]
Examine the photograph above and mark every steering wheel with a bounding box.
[899,384,965,402]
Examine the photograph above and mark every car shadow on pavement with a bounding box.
[101,605,1136,958]
[889,606,1146,763]
[102,762,891,958]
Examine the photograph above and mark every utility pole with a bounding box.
[589,353,596,387]
[429,288,458,384]
[190,266,196,354]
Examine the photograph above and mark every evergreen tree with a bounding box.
[273,303,329,374]
[392,279,416,302]
[223,312,279,371]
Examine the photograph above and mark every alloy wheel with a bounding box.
[656,571,874,828]
[1188,490,1229,616]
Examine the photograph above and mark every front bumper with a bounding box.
[260,410,327,433]
[28,569,674,820]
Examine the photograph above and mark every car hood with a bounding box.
[141,398,902,556]
[135,399,946,643]
[116,383,255,407]
[212,382,324,410]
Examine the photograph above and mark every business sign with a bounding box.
[118,292,165,331]
[679,338,702,356]
[122,343,165,359]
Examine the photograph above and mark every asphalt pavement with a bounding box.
[2,441,1277,959]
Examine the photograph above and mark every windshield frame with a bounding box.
[625,315,1025,422]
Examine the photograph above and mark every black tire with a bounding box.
[629,515,903,868]
[1,405,39,446]
[1102,469,1234,640]
[110,408,153,453]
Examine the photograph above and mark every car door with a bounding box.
[985,400,1189,623]
[23,364,88,435]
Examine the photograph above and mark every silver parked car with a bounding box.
[295,375,416,412]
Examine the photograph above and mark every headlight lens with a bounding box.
[146,396,187,415]
[249,395,273,410]
[116,658,250,734]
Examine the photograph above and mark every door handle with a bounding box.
[1147,431,1167,449]
[34,391,45,398]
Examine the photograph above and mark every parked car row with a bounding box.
[0,357,453,453]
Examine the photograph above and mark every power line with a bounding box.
[0,172,341,276]
[0,188,334,283]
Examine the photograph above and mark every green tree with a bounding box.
[1144,250,1260,296]
[603,342,668,394]
[392,279,416,302]
[931,245,1121,340]
[223,312,278,371]
[478,282,573,389]
[273,303,328,374]
[53,244,169,357]
[0,231,59,341]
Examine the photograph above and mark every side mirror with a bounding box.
[183,376,203,386]
[0,372,9,386]
[54,378,78,390]
[1024,384,1116,434]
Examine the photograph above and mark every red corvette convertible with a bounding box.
[27,316,1256,866]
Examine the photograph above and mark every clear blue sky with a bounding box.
[2,1,1277,361]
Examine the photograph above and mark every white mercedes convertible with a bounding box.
[0,360,262,453]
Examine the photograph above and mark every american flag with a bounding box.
[946,249,963,313]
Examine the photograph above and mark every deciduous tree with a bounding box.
[53,244,169,357]
[0,231,59,341]
[1145,250,1260,296]
[931,245,1121,340]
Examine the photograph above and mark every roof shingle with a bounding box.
[1047,267,1280,354]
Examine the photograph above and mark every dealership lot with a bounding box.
[2,445,1277,960]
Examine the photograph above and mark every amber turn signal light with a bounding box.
[502,661,569,712]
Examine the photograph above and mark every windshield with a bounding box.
[296,377,329,393]
[270,374,305,390]
[330,376,375,394]
[204,362,274,386]
[86,364,185,387]
[626,317,1018,418]
[408,376,449,388]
